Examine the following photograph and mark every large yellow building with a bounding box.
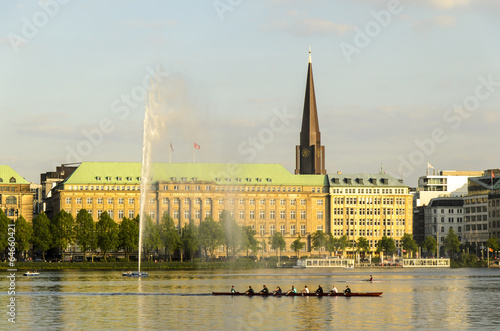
[0,165,34,222]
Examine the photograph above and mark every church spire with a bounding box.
[295,49,326,175]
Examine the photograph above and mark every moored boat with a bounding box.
[212,291,382,297]
[122,271,149,277]
[23,271,40,277]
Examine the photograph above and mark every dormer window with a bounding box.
[9,177,16,183]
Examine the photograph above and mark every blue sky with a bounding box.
[1,0,500,186]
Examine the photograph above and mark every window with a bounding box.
[149,210,155,219]
[300,211,306,219]
[205,199,211,205]
[195,210,200,219]
[270,199,276,206]
[87,198,92,204]
[270,210,275,219]
[300,224,306,235]
[250,199,255,205]
[97,198,103,204]
[107,210,113,219]
[250,211,255,219]
[280,211,286,219]
[174,210,179,219]
[76,198,82,204]
[259,199,265,205]
[301,199,306,205]
[280,199,286,205]
[260,211,265,220]
[184,210,190,219]
[317,199,323,206]
[118,210,124,219]
[97,210,103,218]
[290,210,296,220]
[270,225,275,235]
[290,224,296,235]
[317,211,324,220]
[317,225,323,231]
[65,197,71,204]
[280,224,286,235]
[184,198,190,205]
[107,198,113,204]
[128,210,134,218]
[290,199,296,205]
[239,199,245,205]
[218,199,224,205]
[239,210,244,220]
[260,225,265,235]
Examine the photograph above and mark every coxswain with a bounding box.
[231,286,236,293]
[260,285,269,294]
[246,286,254,294]
[344,286,351,294]
[315,285,323,294]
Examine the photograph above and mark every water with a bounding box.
[2,268,500,330]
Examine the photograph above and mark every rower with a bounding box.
[369,275,373,282]
[260,285,269,294]
[231,286,236,293]
[330,285,338,294]
[287,286,297,295]
[246,286,254,294]
[315,285,323,294]
[273,286,282,294]
[302,285,309,294]
[344,286,351,294]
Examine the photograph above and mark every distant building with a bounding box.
[40,164,78,217]
[0,165,34,222]
[329,173,412,254]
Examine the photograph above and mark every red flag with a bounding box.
[170,143,174,152]
[492,171,495,178]
[194,142,200,150]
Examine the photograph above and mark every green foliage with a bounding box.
[220,210,241,258]
[376,236,396,256]
[51,210,75,254]
[75,209,96,261]
[143,216,161,261]
[269,232,286,257]
[338,235,349,256]
[181,221,199,260]
[443,228,460,257]
[118,216,139,261]
[240,225,259,257]
[356,237,370,257]
[422,236,437,256]
[32,212,52,260]
[0,210,10,253]
[160,213,181,261]
[401,233,418,257]
[311,230,327,256]
[96,211,119,262]
[290,236,305,257]
[486,235,500,252]
[15,216,33,257]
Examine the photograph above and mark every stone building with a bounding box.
[0,165,34,222]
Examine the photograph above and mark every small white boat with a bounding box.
[122,271,149,277]
[24,271,40,276]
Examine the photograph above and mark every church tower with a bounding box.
[295,49,326,175]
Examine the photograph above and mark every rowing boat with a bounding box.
[212,292,382,297]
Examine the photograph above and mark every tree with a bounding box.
[32,213,52,260]
[326,234,338,257]
[269,232,286,263]
[96,211,119,262]
[0,210,10,257]
[486,235,500,254]
[181,221,199,261]
[15,216,33,260]
[422,236,437,257]
[290,236,305,258]
[160,213,181,262]
[377,236,396,256]
[401,233,418,258]
[118,216,139,262]
[220,210,241,259]
[443,228,460,258]
[311,230,327,256]
[75,209,96,262]
[143,216,161,261]
[198,217,223,261]
[356,237,370,260]
[241,226,259,257]
[51,210,75,260]
[338,235,349,257]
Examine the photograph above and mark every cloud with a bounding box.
[427,0,469,10]
[126,18,177,28]
[263,17,354,36]
[412,15,457,32]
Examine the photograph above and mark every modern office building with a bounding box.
[0,165,34,222]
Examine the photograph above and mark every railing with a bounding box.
[402,258,450,267]
[296,258,355,268]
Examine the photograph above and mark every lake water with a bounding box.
[2,267,500,330]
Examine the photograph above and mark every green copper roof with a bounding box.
[0,165,30,184]
[327,173,407,187]
[64,162,328,186]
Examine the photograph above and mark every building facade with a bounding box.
[0,165,34,222]
[329,173,412,254]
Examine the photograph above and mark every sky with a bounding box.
[1,0,500,187]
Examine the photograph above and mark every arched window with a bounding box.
[9,177,16,183]
[6,196,17,204]
[441,226,445,233]
[458,226,462,233]
[0,178,3,182]
[441,217,445,223]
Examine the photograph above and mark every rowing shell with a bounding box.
[212,292,382,297]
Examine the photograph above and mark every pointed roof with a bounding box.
[300,50,320,145]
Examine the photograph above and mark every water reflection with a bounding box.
[2,269,500,329]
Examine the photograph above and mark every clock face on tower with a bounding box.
[301,148,310,157]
